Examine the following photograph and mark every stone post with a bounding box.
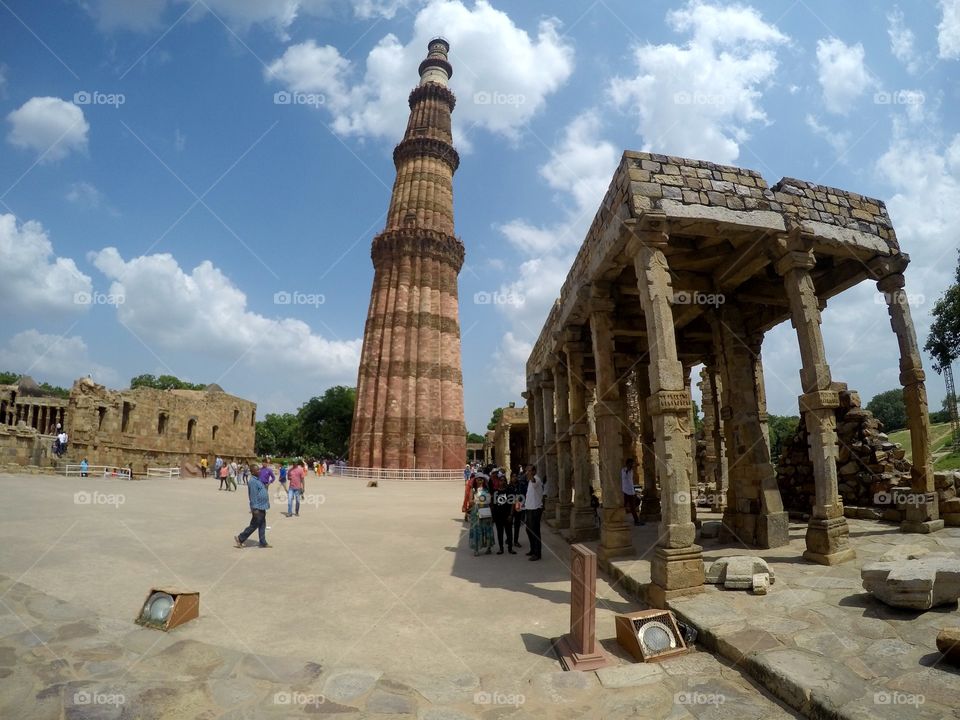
[629,217,703,606]
[874,263,943,534]
[541,370,558,523]
[698,365,726,512]
[528,381,543,472]
[711,309,789,548]
[554,357,573,530]
[635,362,661,520]
[589,292,635,561]
[775,246,854,564]
[565,339,598,541]
[684,366,699,525]
[748,333,772,459]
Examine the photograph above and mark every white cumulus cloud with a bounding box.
[88,248,362,382]
[607,0,787,166]
[0,330,118,388]
[887,8,922,73]
[0,213,92,315]
[266,0,574,147]
[939,0,960,59]
[815,37,876,115]
[6,97,89,163]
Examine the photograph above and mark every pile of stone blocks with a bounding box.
[705,556,775,595]
[777,388,911,518]
[936,470,960,526]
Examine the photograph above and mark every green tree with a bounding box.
[298,386,356,458]
[466,432,485,444]
[487,407,503,431]
[255,413,300,456]
[866,389,907,432]
[925,249,960,372]
[0,371,19,385]
[767,414,800,463]
[130,373,206,391]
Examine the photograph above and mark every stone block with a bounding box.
[705,556,775,592]
[861,554,960,609]
[936,627,960,665]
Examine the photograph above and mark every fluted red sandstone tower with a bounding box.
[349,38,466,469]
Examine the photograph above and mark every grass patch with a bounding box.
[887,422,954,462]
[935,450,960,471]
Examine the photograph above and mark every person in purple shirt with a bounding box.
[234,461,275,548]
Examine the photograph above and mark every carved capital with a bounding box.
[774,249,816,276]
[868,254,910,282]
[646,389,691,416]
[900,367,926,386]
[876,272,906,293]
[798,389,840,412]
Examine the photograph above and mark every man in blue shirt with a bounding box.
[235,462,275,548]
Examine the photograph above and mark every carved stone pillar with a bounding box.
[698,365,726,512]
[748,333,772,459]
[635,362,661,520]
[541,370,558,522]
[629,217,703,607]
[589,293,635,561]
[711,309,789,548]
[684,366,699,525]
[554,358,573,529]
[587,384,601,500]
[565,339,597,540]
[775,247,854,564]
[875,263,943,534]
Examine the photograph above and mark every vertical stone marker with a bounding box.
[554,544,613,671]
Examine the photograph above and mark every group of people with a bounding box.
[52,425,68,457]
[230,457,314,549]
[462,463,544,560]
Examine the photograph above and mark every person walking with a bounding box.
[461,471,475,522]
[621,458,643,526]
[218,462,230,491]
[276,462,288,501]
[80,457,88,478]
[524,464,544,561]
[214,455,223,481]
[491,471,515,555]
[199,457,208,478]
[235,462,274,548]
[286,461,305,517]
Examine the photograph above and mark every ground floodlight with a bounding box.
[614,609,689,662]
[135,587,199,631]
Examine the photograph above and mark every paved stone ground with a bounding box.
[0,472,798,719]
[596,513,960,719]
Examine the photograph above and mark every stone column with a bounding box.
[711,309,789,548]
[775,247,854,564]
[565,339,597,541]
[587,385,601,499]
[529,381,544,473]
[635,362,661,520]
[629,218,703,606]
[875,265,943,533]
[699,364,727,512]
[684,366,699,524]
[589,293,634,561]
[554,358,573,530]
[540,370,558,523]
[748,333,772,459]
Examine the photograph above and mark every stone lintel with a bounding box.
[798,389,839,412]
[646,390,691,417]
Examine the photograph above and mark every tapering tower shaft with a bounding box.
[349,38,466,470]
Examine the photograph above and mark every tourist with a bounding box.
[461,471,475,522]
[228,459,238,490]
[491,471,515,555]
[199,457,208,478]
[240,462,249,485]
[524,464,544,561]
[469,475,494,556]
[590,486,601,527]
[276,462,288,501]
[234,462,274,548]
[511,469,527,549]
[214,455,223,479]
[286,460,305,517]
[218,462,230,491]
[621,458,643,526]
[80,457,88,477]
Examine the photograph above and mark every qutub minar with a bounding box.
[349,38,466,469]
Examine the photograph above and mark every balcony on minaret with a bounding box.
[419,37,452,86]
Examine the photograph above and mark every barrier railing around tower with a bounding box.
[327,466,462,482]
[62,465,131,479]
[146,467,181,478]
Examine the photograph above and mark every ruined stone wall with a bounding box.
[777,388,911,516]
[66,378,256,472]
[0,384,68,432]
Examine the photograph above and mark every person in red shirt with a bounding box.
[285,460,306,517]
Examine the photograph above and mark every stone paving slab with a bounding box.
[596,515,960,720]
[0,572,801,719]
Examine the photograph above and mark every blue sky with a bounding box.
[1,0,958,436]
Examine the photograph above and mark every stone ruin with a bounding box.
[777,387,911,518]
[0,375,256,474]
[521,148,944,607]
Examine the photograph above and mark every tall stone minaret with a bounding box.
[349,38,466,470]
